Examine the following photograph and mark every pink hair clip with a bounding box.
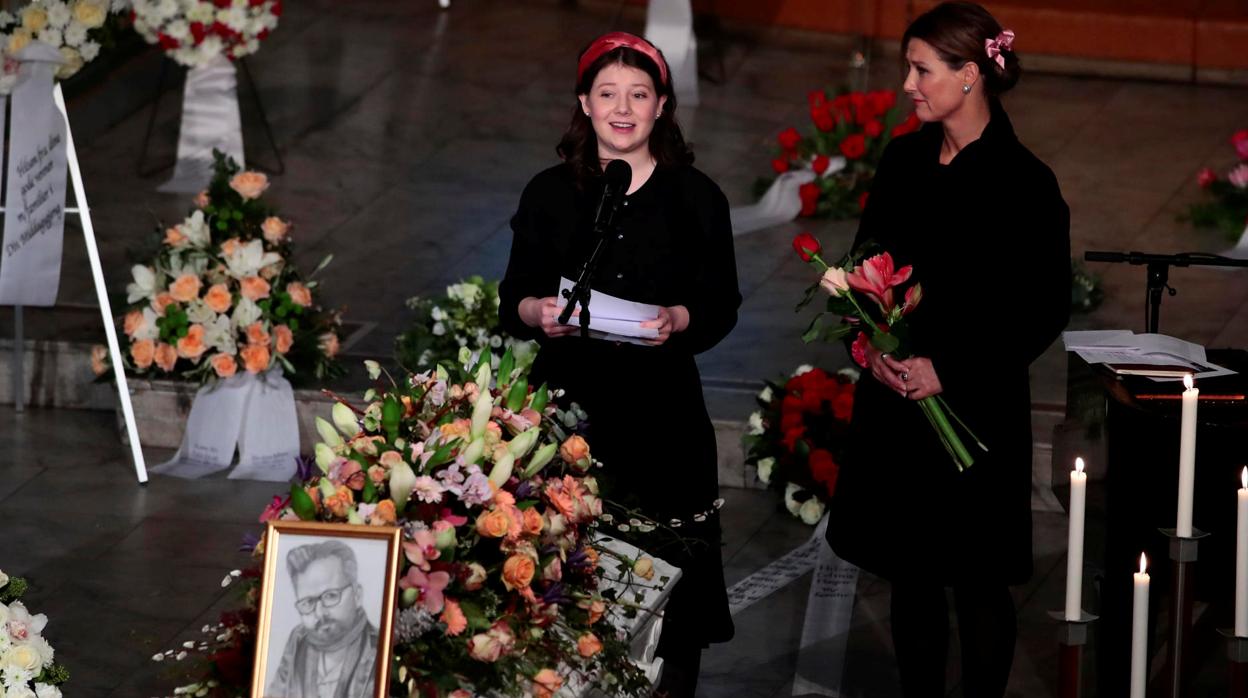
[985,29,1015,69]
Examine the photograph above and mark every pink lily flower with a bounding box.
[847,252,913,312]
[403,528,441,571]
[399,567,450,614]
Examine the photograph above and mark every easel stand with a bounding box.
[51,85,147,482]
[1160,527,1208,698]
[1048,610,1098,698]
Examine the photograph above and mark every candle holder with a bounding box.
[1047,610,1098,698]
[1159,527,1210,698]
[1218,629,1248,698]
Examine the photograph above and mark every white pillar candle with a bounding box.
[1130,553,1150,698]
[1176,374,1199,537]
[1065,457,1088,621]
[1237,468,1248,637]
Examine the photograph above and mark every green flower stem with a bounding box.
[937,395,988,452]
[843,292,889,337]
[921,396,974,471]
[808,254,830,272]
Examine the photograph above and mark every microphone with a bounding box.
[558,159,632,329]
[592,159,632,234]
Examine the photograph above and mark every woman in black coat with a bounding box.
[824,4,1071,696]
[498,32,739,698]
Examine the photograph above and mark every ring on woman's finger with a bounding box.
[901,372,910,381]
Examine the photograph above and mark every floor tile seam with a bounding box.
[0,466,49,505]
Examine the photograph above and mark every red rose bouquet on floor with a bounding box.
[743,365,858,525]
[758,89,920,219]
[792,232,985,471]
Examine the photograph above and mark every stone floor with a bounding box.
[1,0,1247,696]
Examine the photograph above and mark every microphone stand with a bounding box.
[1084,251,1248,333]
[559,189,626,338]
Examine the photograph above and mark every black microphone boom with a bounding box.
[558,159,633,331]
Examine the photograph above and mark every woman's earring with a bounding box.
[962,83,972,95]
[656,110,663,118]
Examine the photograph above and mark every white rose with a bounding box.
[747,412,764,436]
[799,497,826,525]
[783,483,803,516]
[758,385,773,403]
[792,364,815,377]
[186,2,214,24]
[756,457,775,485]
[431,322,445,337]
[5,643,42,671]
[35,684,62,698]
[0,570,8,587]
[163,18,188,39]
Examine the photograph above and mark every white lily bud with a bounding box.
[315,417,343,448]
[508,427,540,459]
[332,403,359,438]
[390,462,418,510]
[488,451,515,490]
[521,442,558,478]
[314,443,336,473]
[364,360,381,380]
[470,388,494,440]
[461,437,485,465]
[475,362,492,391]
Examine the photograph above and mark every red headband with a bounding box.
[577,32,669,87]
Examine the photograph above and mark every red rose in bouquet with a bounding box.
[799,182,821,216]
[778,127,803,151]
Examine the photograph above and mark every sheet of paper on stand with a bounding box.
[558,277,660,344]
[1062,330,1236,381]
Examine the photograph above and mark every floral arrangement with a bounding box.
[1186,129,1248,241]
[793,232,985,471]
[0,0,131,90]
[396,275,537,376]
[744,365,857,525]
[106,152,341,384]
[0,569,70,698]
[161,352,665,698]
[756,89,920,220]
[131,0,280,68]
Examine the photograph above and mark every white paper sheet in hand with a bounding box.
[558,277,660,342]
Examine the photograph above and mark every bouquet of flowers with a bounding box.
[131,0,280,68]
[744,365,858,525]
[0,0,130,90]
[793,232,985,471]
[1186,129,1248,241]
[0,570,70,698]
[162,351,664,698]
[106,152,342,384]
[756,89,920,220]
[396,276,537,376]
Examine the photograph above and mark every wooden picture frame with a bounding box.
[251,520,401,698]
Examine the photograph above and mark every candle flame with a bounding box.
[1075,457,1085,475]
[1184,374,1194,390]
[1139,553,1148,575]
[1242,467,1247,490]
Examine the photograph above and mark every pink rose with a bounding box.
[819,267,849,296]
[1229,163,1248,190]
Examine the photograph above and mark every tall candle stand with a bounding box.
[1160,527,1209,698]
[1048,610,1098,698]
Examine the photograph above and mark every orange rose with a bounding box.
[274,324,293,354]
[193,190,210,208]
[240,344,271,374]
[164,226,187,247]
[90,345,109,376]
[439,418,472,444]
[261,216,290,243]
[559,434,590,466]
[533,669,562,698]
[584,547,599,568]
[229,171,269,200]
[245,322,271,347]
[169,273,202,303]
[577,632,603,658]
[585,598,606,625]
[522,508,544,537]
[475,509,510,539]
[441,599,468,636]
[203,283,232,314]
[220,238,242,257]
[319,332,340,358]
[210,353,237,378]
[123,310,144,337]
[286,281,312,308]
[367,465,387,486]
[324,484,353,518]
[151,292,177,317]
[502,554,536,591]
[154,342,177,372]
[176,324,207,361]
[371,499,397,525]
[130,339,155,369]
[240,276,271,301]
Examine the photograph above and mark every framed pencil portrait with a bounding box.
[251,520,401,698]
